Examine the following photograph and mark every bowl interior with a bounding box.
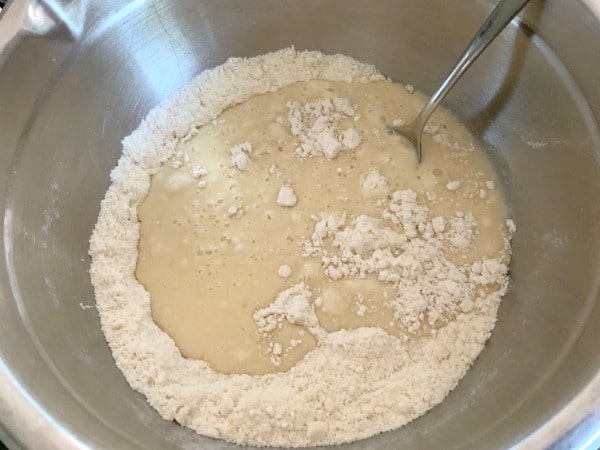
[1,0,599,449]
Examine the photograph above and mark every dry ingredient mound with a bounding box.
[89,47,513,448]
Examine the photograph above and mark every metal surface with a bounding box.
[389,0,530,163]
[0,0,599,449]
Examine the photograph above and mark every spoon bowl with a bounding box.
[389,0,531,163]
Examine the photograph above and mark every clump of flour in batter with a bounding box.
[287,97,361,159]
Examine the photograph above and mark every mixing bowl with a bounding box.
[0,0,599,448]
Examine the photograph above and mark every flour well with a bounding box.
[89,48,514,447]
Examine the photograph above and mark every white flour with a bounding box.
[300,191,507,333]
[286,97,361,159]
[89,48,513,447]
[362,169,389,193]
[277,185,298,207]
[229,141,253,171]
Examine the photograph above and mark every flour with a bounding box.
[229,141,253,171]
[253,282,324,367]
[286,97,361,159]
[362,169,389,193]
[447,212,477,250]
[226,204,244,219]
[89,48,513,448]
[301,190,507,332]
[278,264,292,278]
[277,185,298,207]
[506,218,517,234]
[253,283,326,340]
[446,180,461,191]
[355,294,368,317]
[169,150,189,169]
[191,165,208,179]
[268,164,280,175]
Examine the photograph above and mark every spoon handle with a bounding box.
[414,0,531,130]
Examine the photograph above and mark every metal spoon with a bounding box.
[389,0,531,163]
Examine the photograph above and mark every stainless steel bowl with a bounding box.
[0,1,599,449]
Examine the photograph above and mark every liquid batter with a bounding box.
[136,80,509,375]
